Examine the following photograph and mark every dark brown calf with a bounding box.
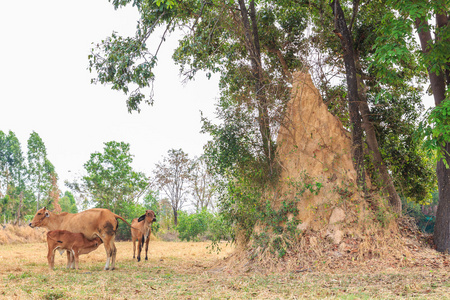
[47,230,102,270]
[131,210,156,262]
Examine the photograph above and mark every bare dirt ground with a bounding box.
[1,240,449,299]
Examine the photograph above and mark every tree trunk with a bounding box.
[238,0,274,171]
[355,69,402,214]
[330,0,365,189]
[415,15,450,252]
[15,192,23,225]
[435,145,450,252]
[173,208,178,226]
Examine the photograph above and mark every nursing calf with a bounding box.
[131,210,156,262]
[47,230,102,270]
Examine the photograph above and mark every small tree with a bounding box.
[153,149,191,226]
[59,191,78,213]
[0,131,28,223]
[68,141,148,214]
[190,156,217,212]
[27,131,55,211]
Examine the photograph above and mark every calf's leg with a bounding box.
[137,235,144,262]
[66,250,74,269]
[47,248,56,270]
[73,250,79,270]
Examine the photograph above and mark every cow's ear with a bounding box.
[45,211,50,218]
[138,215,145,222]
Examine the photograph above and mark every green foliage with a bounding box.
[89,32,157,112]
[143,190,161,215]
[116,201,146,240]
[402,196,437,234]
[176,210,208,242]
[176,209,230,242]
[70,141,148,213]
[1,130,58,222]
[249,176,324,258]
[419,98,450,167]
[59,191,78,214]
[27,131,56,210]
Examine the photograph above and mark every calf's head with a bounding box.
[29,207,50,228]
[79,237,103,255]
[138,210,156,223]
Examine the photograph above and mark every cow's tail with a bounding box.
[114,214,139,230]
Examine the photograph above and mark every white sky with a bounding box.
[0,1,220,192]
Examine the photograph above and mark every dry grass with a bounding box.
[1,239,449,299]
[0,225,46,245]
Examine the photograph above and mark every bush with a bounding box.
[176,209,230,242]
[402,198,436,233]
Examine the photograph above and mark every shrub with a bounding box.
[402,197,436,233]
[176,209,230,242]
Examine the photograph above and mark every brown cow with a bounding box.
[29,207,132,270]
[47,230,102,270]
[131,210,156,262]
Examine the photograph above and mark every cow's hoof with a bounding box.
[145,257,148,261]
[137,258,141,262]
[104,267,109,270]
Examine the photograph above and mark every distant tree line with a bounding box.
[1,131,219,240]
[0,130,77,224]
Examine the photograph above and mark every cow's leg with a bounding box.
[47,248,55,270]
[102,237,112,270]
[132,237,136,259]
[110,238,117,270]
[145,236,150,261]
[102,235,117,270]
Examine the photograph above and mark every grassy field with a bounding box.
[1,241,449,299]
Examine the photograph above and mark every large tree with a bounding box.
[89,0,307,175]
[309,0,433,214]
[90,0,438,248]
[413,0,450,253]
[371,0,450,252]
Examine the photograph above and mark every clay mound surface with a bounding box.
[220,72,439,273]
[276,72,362,232]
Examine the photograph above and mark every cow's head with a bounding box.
[138,210,156,223]
[29,207,50,228]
